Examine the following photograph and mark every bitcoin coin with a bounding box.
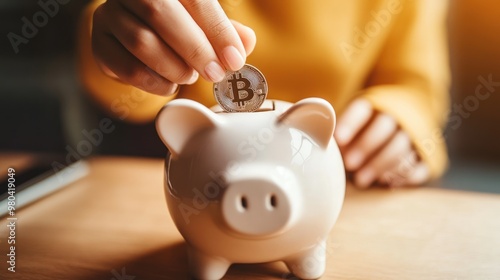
[213,64,268,112]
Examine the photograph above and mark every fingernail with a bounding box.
[167,84,179,96]
[345,150,364,170]
[335,126,351,146]
[222,46,245,71]
[356,169,375,189]
[205,61,226,82]
[187,70,199,84]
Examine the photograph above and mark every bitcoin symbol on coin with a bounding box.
[228,73,254,107]
[214,64,268,112]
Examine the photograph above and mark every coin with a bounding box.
[213,64,268,112]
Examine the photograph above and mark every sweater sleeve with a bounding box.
[361,0,450,179]
[77,0,173,123]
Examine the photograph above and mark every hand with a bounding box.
[334,99,430,188]
[92,0,256,95]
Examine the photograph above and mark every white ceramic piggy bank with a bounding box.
[156,98,345,279]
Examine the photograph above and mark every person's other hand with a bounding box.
[92,0,256,95]
[334,99,430,188]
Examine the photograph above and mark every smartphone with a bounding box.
[0,154,89,217]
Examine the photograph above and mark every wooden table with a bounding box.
[1,157,499,280]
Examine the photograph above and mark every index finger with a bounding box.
[119,0,245,83]
[180,0,247,71]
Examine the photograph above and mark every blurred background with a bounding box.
[1,0,499,192]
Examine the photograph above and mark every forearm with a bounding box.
[360,0,450,178]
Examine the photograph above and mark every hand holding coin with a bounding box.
[214,64,268,112]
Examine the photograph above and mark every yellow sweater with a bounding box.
[78,0,450,178]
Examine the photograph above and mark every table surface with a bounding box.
[1,157,500,280]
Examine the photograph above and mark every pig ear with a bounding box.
[277,98,336,148]
[156,99,220,158]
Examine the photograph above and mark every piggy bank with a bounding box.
[156,98,345,279]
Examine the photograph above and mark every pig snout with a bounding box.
[221,166,300,238]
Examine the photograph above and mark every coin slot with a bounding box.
[213,100,275,114]
[255,108,274,112]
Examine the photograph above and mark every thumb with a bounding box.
[231,20,256,57]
